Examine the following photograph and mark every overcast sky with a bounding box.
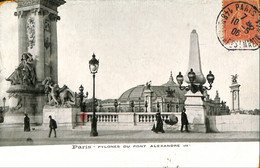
[0,0,259,110]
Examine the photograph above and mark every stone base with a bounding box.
[4,85,45,125]
[43,105,80,129]
[230,110,240,115]
[3,113,42,125]
[185,91,207,133]
[193,124,206,133]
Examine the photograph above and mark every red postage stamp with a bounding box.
[216,0,259,50]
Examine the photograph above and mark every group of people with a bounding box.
[151,108,190,133]
[24,114,57,138]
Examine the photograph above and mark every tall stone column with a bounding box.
[5,0,65,125]
[230,78,240,114]
[15,10,28,61]
[144,89,153,112]
[34,8,45,83]
[50,14,59,84]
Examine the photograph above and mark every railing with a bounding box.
[138,113,170,123]
[87,113,118,123]
[76,112,175,125]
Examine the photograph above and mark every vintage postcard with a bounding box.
[0,0,259,167]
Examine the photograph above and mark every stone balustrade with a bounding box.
[87,113,118,123]
[138,113,170,123]
[76,112,177,126]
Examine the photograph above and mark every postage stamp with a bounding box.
[216,0,259,50]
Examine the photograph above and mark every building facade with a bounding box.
[97,72,186,113]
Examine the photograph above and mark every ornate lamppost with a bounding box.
[157,101,160,112]
[176,68,215,93]
[114,99,118,112]
[169,100,172,112]
[167,103,170,112]
[3,97,6,113]
[89,53,99,137]
[138,97,141,112]
[145,101,148,112]
[130,100,135,112]
[99,103,103,112]
[78,85,88,125]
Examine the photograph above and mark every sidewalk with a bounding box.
[0,125,259,146]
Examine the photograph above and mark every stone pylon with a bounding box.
[143,87,153,112]
[184,30,207,132]
[230,75,240,114]
[4,0,65,125]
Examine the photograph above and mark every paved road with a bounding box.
[0,126,259,146]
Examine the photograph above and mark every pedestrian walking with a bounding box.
[152,112,165,133]
[24,114,30,132]
[48,115,57,138]
[181,108,189,132]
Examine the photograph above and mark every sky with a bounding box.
[0,0,259,110]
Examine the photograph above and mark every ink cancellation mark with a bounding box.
[0,0,17,7]
[216,0,259,50]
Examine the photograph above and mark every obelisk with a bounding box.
[184,30,207,132]
[4,0,65,125]
[185,29,206,85]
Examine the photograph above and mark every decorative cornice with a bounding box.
[17,0,66,11]
[48,13,60,21]
[14,10,30,18]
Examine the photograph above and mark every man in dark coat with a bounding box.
[48,115,57,138]
[152,112,165,133]
[181,108,189,132]
[24,114,30,132]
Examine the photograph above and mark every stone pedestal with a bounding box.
[143,89,153,112]
[43,105,80,129]
[185,91,206,132]
[4,85,45,125]
[230,83,240,114]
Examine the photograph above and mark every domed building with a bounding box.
[99,72,186,113]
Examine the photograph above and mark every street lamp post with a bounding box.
[145,101,148,112]
[114,99,118,112]
[167,103,170,112]
[157,101,160,112]
[176,68,215,94]
[3,97,6,113]
[130,100,135,112]
[89,53,99,137]
[99,103,103,112]
[138,97,141,112]
[170,100,172,112]
[78,85,88,125]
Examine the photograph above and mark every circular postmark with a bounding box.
[216,1,259,50]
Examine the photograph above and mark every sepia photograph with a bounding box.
[0,0,259,167]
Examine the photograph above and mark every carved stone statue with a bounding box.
[7,52,36,86]
[26,17,35,49]
[231,74,238,84]
[9,93,22,111]
[166,87,175,97]
[42,77,75,107]
[146,80,152,90]
[42,77,54,103]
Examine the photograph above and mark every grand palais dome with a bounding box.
[118,72,186,103]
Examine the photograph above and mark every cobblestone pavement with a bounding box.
[0,126,259,146]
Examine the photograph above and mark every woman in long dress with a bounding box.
[152,112,165,133]
[24,114,30,132]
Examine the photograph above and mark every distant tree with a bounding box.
[253,109,260,115]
